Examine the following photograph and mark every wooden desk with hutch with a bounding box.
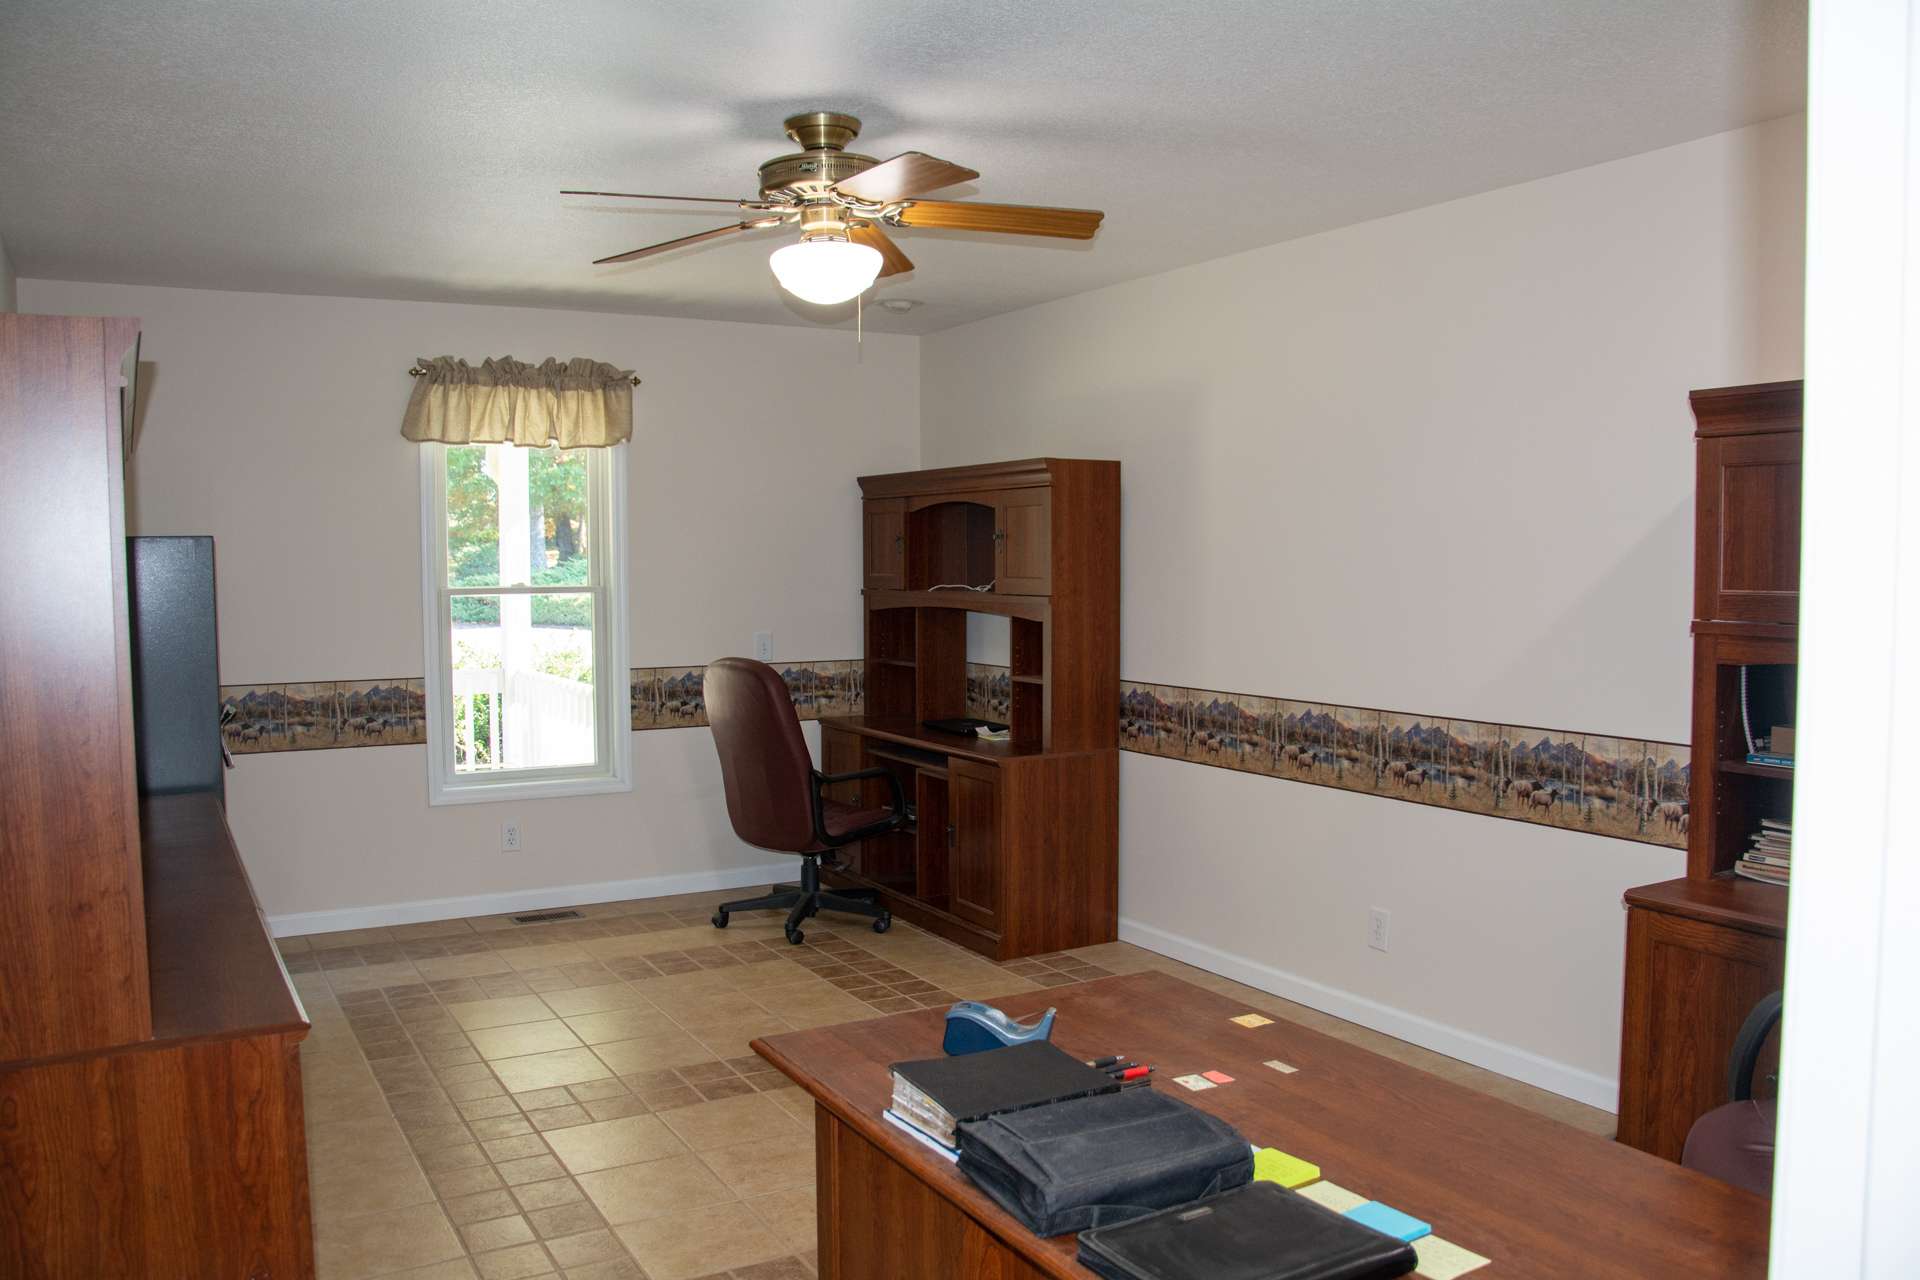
[1617,381,1799,1161]
[818,459,1120,962]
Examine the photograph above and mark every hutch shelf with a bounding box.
[823,458,1120,961]
[1617,380,1799,1162]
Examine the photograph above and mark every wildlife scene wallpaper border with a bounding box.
[221,660,1688,850]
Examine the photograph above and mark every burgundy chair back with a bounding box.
[704,657,817,854]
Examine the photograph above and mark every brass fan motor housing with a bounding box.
[760,111,879,200]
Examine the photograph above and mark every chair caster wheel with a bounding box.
[711,910,728,929]
[872,914,892,934]
[785,926,805,945]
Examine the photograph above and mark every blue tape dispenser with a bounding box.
[943,1001,1057,1055]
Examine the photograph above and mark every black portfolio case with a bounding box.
[1075,1182,1418,1280]
[956,1086,1253,1237]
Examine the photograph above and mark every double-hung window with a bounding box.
[421,442,630,804]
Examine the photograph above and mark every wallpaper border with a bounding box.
[220,661,1687,851]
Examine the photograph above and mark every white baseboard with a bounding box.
[1118,916,1619,1112]
[267,862,796,938]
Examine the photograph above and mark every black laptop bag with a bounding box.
[955,1086,1255,1237]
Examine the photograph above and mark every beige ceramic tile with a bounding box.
[657,1093,798,1152]
[447,996,556,1030]
[313,1201,464,1278]
[613,1201,786,1280]
[491,1047,614,1093]
[468,1020,586,1060]
[698,1135,815,1196]
[590,1029,715,1074]
[310,1148,436,1222]
[415,953,517,982]
[576,1152,736,1224]
[542,1113,687,1175]
[539,984,651,1017]
[746,1185,819,1253]
[327,959,426,993]
[501,941,595,971]
[561,1008,680,1046]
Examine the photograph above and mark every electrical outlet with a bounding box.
[502,822,521,853]
[1367,907,1391,952]
[753,631,774,662]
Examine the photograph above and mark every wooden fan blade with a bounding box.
[848,222,914,277]
[893,200,1104,239]
[831,152,979,203]
[592,220,769,265]
[564,190,774,209]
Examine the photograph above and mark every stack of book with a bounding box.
[887,1040,1117,1153]
[1735,818,1791,886]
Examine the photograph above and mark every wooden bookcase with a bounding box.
[822,458,1120,960]
[0,316,314,1275]
[1618,380,1798,1161]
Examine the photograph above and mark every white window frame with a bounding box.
[419,442,631,806]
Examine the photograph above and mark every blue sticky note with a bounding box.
[1345,1200,1431,1243]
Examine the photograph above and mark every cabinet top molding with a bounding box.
[1690,379,1804,437]
[857,457,1118,499]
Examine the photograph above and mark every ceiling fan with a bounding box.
[564,111,1105,305]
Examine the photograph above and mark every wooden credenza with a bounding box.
[0,315,313,1278]
[1618,381,1798,1164]
[823,458,1120,961]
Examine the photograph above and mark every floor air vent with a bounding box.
[510,909,583,925]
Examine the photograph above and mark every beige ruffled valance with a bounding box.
[401,356,636,447]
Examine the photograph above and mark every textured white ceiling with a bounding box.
[0,0,1804,335]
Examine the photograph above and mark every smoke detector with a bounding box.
[875,298,921,314]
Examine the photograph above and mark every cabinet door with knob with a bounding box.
[993,489,1051,595]
[864,499,906,591]
[949,759,1001,930]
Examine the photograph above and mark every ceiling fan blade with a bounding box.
[564,189,775,209]
[893,200,1104,240]
[831,152,979,203]
[592,220,773,265]
[849,222,914,278]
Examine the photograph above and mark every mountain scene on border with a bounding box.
[1119,680,1689,849]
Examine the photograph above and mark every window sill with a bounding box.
[429,768,632,807]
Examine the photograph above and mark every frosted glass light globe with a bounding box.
[769,239,883,305]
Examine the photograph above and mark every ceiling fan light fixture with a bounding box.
[769,237,883,305]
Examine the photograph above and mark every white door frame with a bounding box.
[1771,1,1920,1273]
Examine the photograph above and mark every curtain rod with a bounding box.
[408,365,641,386]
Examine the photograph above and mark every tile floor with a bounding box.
[286,890,1614,1280]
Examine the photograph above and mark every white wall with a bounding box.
[920,117,1806,1104]
[19,279,919,929]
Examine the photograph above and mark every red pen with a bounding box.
[1115,1065,1152,1082]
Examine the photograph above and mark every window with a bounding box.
[420,442,630,804]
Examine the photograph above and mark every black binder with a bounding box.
[892,1040,1115,1124]
[1076,1182,1418,1280]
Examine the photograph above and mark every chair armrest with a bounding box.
[810,767,906,848]
[1728,990,1784,1102]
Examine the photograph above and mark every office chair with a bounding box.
[1681,990,1782,1197]
[705,657,905,945]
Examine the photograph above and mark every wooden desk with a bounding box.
[816,716,1116,962]
[754,971,1769,1279]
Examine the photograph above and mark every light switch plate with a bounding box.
[753,631,774,661]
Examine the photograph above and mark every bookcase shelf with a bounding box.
[827,458,1120,961]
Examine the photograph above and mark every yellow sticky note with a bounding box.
[1252,1147,1320,1189]
[1231,1013,1275,1028]
[1413,1235,1491,1279]
[1297,1180,1367,1213]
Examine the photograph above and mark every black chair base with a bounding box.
[711,855,891,944]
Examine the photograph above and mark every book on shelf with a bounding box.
[1743,850,1792,868]
[1745,752,1795,768]
[1734,860,1790,886]
[1760,817,1793,832]
[889,1041,1117,1148]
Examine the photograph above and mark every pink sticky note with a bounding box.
[1202,1070,1235,1085]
